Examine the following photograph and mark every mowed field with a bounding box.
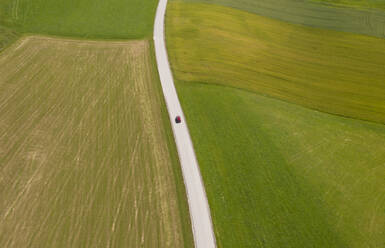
[166,1,385,247]
[167,2,385,124]
[313,0,385,9]
[182,0,385,38]
[0,36,193,247]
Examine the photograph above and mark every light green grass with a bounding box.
[166,2,385,124]
[0,36,194,248]
[176,80,385,248]
[0,0,158,39]
[180,0,385,38]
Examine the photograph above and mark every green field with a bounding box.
[182,0,385,38]
[176,81,385,248]
[167,2,385,124]
[166,1,385,247]
[0,0,157,39]
[0,36,194,247]
[313,0,385,9]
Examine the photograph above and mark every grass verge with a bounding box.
[149,41,195,248]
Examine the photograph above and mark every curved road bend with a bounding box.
[153,0,217,247]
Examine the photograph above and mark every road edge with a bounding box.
[153,0,217,247]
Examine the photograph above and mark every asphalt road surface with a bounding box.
[153,0,217,247]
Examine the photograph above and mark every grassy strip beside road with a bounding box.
[166,2,385,124]
[148,41,195,247]
[175,81,385,248]
[0,36,194,248]
[0,0,158,39]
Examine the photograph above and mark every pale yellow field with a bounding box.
[0,36,193,247]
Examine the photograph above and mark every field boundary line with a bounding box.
[153,0,217,247]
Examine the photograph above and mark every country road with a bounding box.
[153,0,217,247]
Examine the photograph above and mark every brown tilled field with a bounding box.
[0,36,192,247]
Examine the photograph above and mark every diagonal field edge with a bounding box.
[153,0,217,247]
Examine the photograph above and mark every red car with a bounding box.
[175,116,181,124]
